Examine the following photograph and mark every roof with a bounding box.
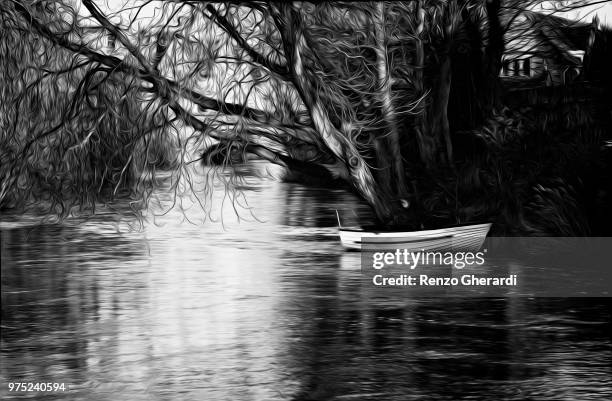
[505,11,594,65]
[523,11,591,50]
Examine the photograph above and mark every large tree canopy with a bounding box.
[0,0,607,226]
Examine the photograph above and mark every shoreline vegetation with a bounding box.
[1,2,611,235]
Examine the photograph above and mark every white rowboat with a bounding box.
[338,223,492,251]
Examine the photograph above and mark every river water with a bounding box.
[1,162,611,400]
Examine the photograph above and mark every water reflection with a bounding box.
[1,162,611,400]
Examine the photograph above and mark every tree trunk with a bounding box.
[431,4,457,168]
[483,0,504,114]
[455,4,485,129]
[274,4,393,223]
[414,0,435,167]
[373,2,409,200]
[430,53,453,165]
[421,2,456,167]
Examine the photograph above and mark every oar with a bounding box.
[335,209,342,229]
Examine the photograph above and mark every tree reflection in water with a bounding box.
[1,164,611,400]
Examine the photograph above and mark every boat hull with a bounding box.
[338,223,492,251]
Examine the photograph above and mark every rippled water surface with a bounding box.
[1,163,611,400]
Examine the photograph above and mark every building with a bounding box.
[500,11,598,87]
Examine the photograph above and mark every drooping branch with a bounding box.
[202,3,290,79]
[169,101,346,180]
[11,2,345,186]
[247,145,348,181]
[12,2,310,134]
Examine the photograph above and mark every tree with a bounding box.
[1,0,605,225]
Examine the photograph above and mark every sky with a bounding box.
[77,0,164,30]
[537,1,612,27]
[79,0,612,29]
